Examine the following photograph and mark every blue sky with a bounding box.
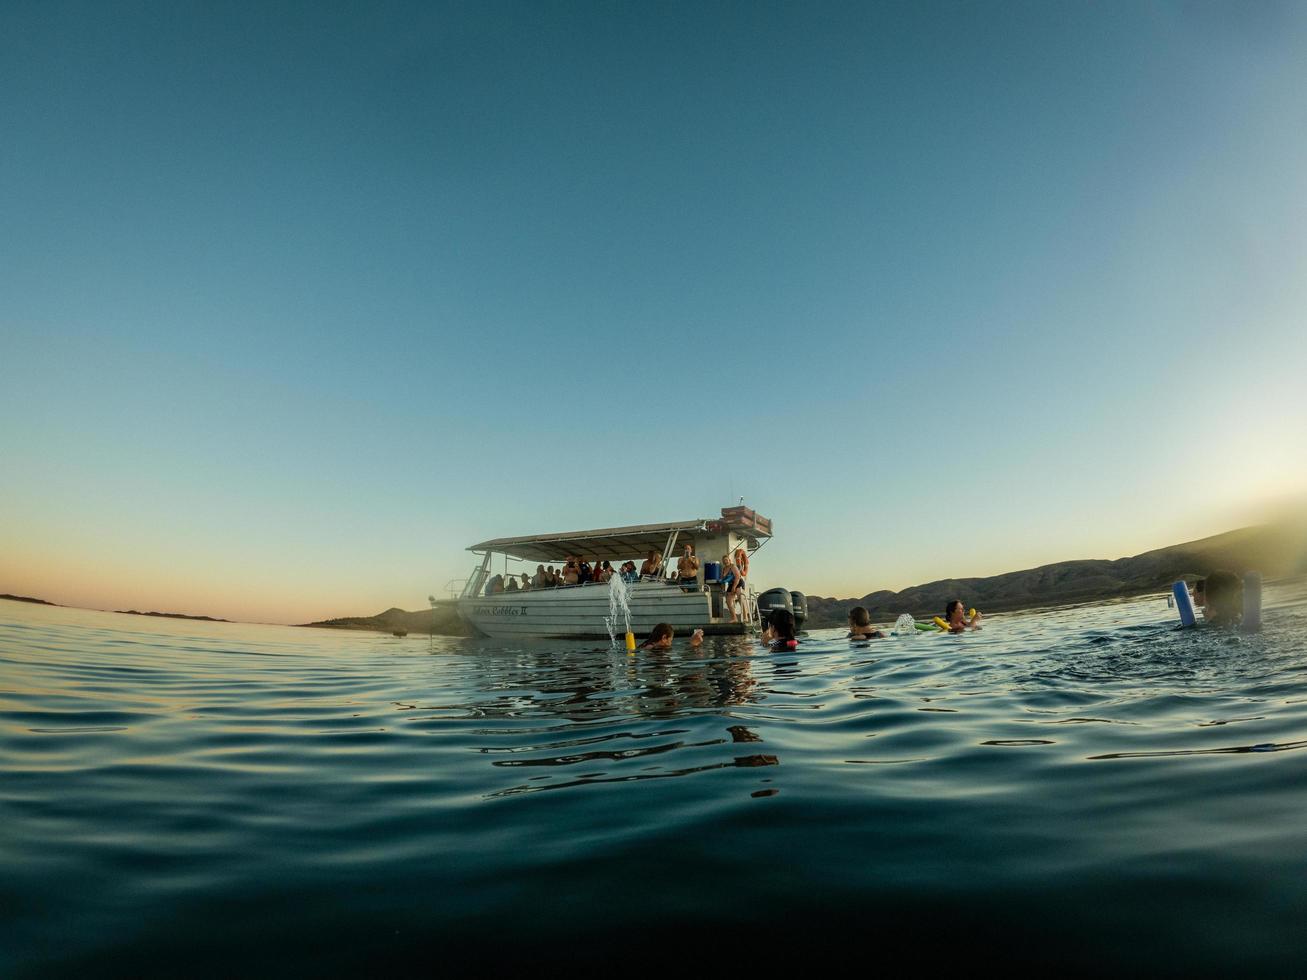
[3,1,1305,622]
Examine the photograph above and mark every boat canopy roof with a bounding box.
[468,509,773,563]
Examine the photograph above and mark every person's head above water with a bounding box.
[848,606,873,628]
[945,600,965,621]
[1203,570,1244,626]
[641,623,675,649]
[764,609,797,646]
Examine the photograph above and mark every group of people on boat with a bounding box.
[482,559,620,593]
[481,544,754,622]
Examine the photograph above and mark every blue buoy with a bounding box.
[1173,580,1196,627]
[1242,571,1262,633]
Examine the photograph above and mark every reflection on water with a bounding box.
[3,582,1307,974]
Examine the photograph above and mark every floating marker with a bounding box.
[1173,580,1196,627]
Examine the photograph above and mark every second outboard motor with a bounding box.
[789,591,808,631]
[756,587,793,629]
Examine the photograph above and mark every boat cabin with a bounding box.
[455,506,773,639]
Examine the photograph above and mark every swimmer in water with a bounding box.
[639,623,704,650]
[1201,570,1243,627]
[762,609,799,651]
[945,600,982,633]
[847,606,885,640]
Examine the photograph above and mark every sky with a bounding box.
[3,1,1306,624]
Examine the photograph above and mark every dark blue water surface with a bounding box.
[4,585,1307,976]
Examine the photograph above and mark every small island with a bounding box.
[115,610,231,623]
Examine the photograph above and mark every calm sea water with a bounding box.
[4,585,1307,976]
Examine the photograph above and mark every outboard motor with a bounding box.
[756,587,794,629]
[789,591,808,631]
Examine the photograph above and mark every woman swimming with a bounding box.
[945,600,982,633]
[639,623,705,650]
[762,609,798,651]
[846,606,885,640]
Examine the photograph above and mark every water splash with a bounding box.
[606,574,632,649]
[893,613,917,636]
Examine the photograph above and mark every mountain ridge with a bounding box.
[801,519,1307,628]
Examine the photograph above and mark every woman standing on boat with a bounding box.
[732,547,749,594]
[720,555,738,622]
[723,548,748,623]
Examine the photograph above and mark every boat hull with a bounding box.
[457,581,750,640]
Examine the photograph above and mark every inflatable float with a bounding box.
[914,608,980,631]
[1172,580,1197,628]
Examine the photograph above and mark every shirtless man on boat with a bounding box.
[676,544,700,589]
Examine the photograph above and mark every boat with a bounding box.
[454,506,782,640]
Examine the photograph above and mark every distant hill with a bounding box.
[0,594,57,606]
[804,518,1307,629]
[116,609,230,623]
[300,603,467,636]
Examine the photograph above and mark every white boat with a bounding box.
[454,507,776,640]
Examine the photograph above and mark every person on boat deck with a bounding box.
[719,554,735,591]
[639,622,705,651]
[1202,570,1243,627]
[562,559,580,586]
[732,548,749,593]
[620,561,638,584]
[596,560,614,583]
[945,600,982,632]
[847,606,885,640]
[762,609,799,651]
[640,550,664,580]
[533,565,548,589]
[719,555,739,621]
[579,559,593,585]
[727,548,750,618]
[519,573,532,591]
[506,575,519,592]
[677,544,700,589]
[483,573,504,596]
